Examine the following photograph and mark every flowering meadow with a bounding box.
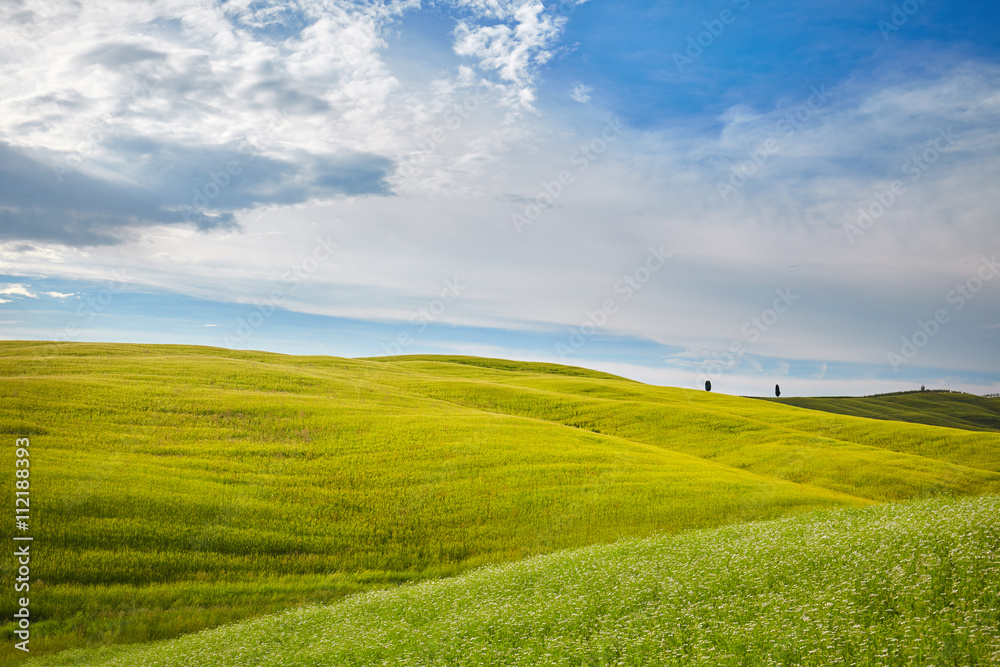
[30,495,1000,666]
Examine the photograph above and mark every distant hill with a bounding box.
[763,391,1000,432]
[359,354,632,381]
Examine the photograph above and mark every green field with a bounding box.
[2,342,999,664]
[765,391,1000,432]
[25,496,1000,666]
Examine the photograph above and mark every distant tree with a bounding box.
[775,384,781,397]
[705,380,712,392]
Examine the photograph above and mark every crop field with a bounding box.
[26,495,1000,666]
[1,342,999,664]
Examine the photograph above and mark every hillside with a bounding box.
[2,343,999,663]
[27,496,1000,666]
[369,356,1000,500]
[764,391,1000,432]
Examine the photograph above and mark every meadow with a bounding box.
[1,342,998,664]
[26,495,1000,666]
[369,357,1000,500]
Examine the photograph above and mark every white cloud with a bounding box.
[0,284,38,298]
[451,1,567,113]
[0,0,577,237]
[0,0,408,159]
[44,291,75,299]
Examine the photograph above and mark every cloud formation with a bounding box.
[452,1,567,112]
[0,0,571,246]
[0,283,38,299]
[0,141,391,246]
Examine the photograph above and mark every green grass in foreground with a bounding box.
[764,391,1000,432]
[2,343,1000,664]
[27,495,1000,667]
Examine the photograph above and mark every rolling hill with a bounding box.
[2,342,999,664]
[764,391,1000,432]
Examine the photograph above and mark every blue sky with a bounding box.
[1,0,998,396]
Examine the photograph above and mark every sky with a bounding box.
[1,0,998,397]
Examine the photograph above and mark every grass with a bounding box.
[25,495,1000,666]
[367,356,1000,499]
[2,342,999,664]
[763,391,1000,432]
